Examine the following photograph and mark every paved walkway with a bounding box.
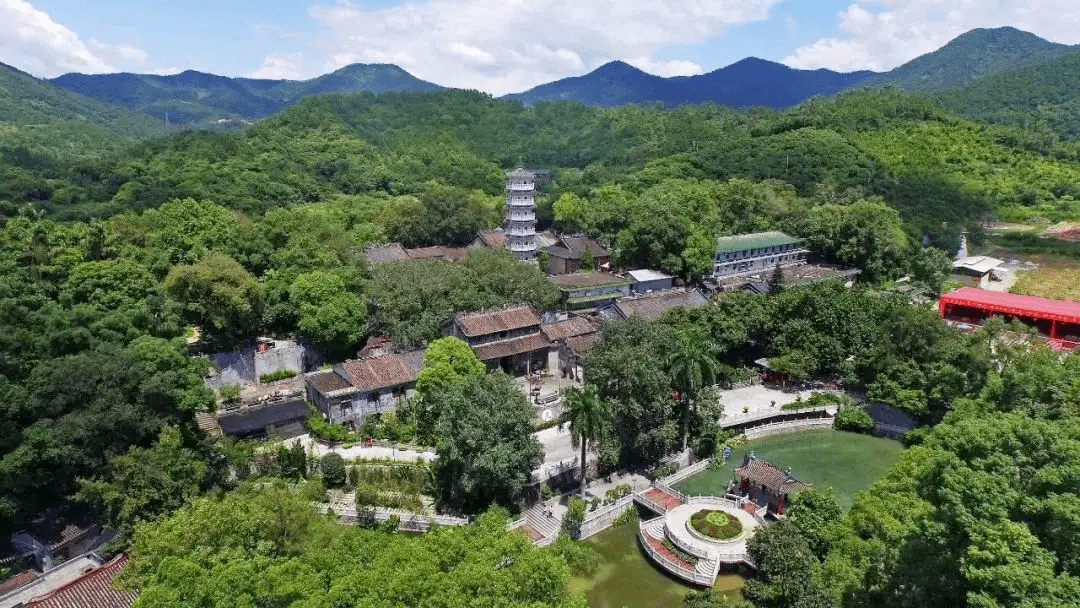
[287,434,436,462]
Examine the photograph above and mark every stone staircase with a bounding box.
[642,517,665,541]
[525,504,561,546]
[696,556,718,576]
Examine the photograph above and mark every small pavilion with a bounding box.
[731,453,810,515]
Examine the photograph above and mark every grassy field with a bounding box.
[1010,264,1080,302]
[674,429,904,510]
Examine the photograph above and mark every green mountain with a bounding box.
[50,64,444,126]
[934,50,1080,140]
[864,26,1080,92]
[0,61,165,159]
[503,58,873,108]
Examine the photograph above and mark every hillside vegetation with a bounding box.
[0,62,165,159]
[5,87,1080,234]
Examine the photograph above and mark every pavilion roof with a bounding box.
[735,455,811,496]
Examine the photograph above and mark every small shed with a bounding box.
[627,269,674,294]
[951,256,1004,288]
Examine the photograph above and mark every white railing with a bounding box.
[338,505,469,531]
[637,525,714,585]
[651,480,689,504]
[505,516,526,531]
[720,405,833,428]
[657,457,711,486]
[742,417,833,439]
[577,495,635,540]
[634,491,670,515]
[665,523,713,560]
[753,506,768,525]
[685,495,741,510]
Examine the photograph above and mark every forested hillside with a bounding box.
[935,50,1080,141]
[50,63,444,125]
[0,62,165,159]
[5,87,1080,231]
[861,26,1079,92]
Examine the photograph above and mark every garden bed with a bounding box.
[689,509,743,540]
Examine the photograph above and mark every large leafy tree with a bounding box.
[164,251,263,347]
[585,318,678,467]
[74,426,216,541]
[563,384,607,499]
[288,269,367,358]
[429,373,544,513]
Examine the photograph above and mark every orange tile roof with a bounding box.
[453,305,541,337]
[25,554,136,608]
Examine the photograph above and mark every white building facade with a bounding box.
[505,168,537,261]
[711,231,808,279]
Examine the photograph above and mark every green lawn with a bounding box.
[674,429,904,509]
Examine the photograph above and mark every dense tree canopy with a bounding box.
[123,483,587,608]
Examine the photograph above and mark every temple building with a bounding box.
[939,287,1080,350]
[447,304,549,374]
[731,453,810,516]
[505,168,538,261]
[711,231,807,280]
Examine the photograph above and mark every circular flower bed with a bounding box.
[689,509,743,540]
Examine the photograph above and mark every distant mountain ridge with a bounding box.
[861,26,1080,92]
[503,58,874,108]
[28,25,1080,133]
[50,64,445,125]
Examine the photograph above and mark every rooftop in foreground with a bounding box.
[939,287,1080,324]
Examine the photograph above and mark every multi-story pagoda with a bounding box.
[505,168,537,261]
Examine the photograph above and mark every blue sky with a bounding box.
[4,0,1080,95]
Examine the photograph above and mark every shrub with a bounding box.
[305,405,353,442]
[540,483,555,501]
[562,497,586,538]
[662,538,698,565]
[654,462,680,478]
[589,497,601,511]
[302,477,327,502]
[689,509,743,540]
[611,507,636,527]
[259,369,297,383]
[218,384,242,403]
[321,453,347,487]
[834,406,874,433]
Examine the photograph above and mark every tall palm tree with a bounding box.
[668,328,720,451]
[564,384,607,499]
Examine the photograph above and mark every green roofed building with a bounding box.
[551,271,633,310]
[712,231,807,280]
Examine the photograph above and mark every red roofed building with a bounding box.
[448,305,548,374]
[305,348,425,430]
[938,287,1080,350]
[23,554,136,608]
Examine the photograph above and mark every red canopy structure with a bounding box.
[938,287,1080,346]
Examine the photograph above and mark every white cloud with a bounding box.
[88,39,149,67]
[628,57,704,77]
[784,0,1080,72]
[308,0,780,95]
[0,0,114,75]
[250,52,305,79]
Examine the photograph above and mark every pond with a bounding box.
[568,512,745,608]
[567,430,904,607]
[676,429,904,509]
